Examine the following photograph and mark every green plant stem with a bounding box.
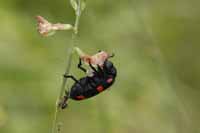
[51,1,82,133]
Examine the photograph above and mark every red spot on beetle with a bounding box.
[76,95,85,100]
[107,78,113,83]
[97,85,104,92]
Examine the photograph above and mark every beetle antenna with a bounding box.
[109,53,115,58]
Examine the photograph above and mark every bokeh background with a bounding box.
[0,0,200,133]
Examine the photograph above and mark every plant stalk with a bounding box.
[51,0,82,133]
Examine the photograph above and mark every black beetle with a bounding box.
[59,55,117,109]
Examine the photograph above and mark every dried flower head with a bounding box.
[75,47,114,67]
[36,16,73,37]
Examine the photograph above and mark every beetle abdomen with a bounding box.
[69,76,114,101]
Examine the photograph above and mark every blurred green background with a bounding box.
[0,0,200,133]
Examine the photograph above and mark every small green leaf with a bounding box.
[70,0,78,11]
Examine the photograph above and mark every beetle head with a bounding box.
[104,60,113,70]
[103,60,117,76]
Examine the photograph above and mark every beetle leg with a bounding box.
[64,75,79,83]
[60,95,68,109]
[78,58,87,73]
[89,62,98,73]
[97,65,104,77]
[64,74,85,89]
[61,102,68,109]
[58,90,69,109]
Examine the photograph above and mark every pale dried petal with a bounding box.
[36,15,73,37]
[74,47,111,67]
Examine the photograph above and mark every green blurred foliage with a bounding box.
[0,0,200,133]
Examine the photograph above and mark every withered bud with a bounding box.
[36,16,73,37]
[75,47,113,67]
